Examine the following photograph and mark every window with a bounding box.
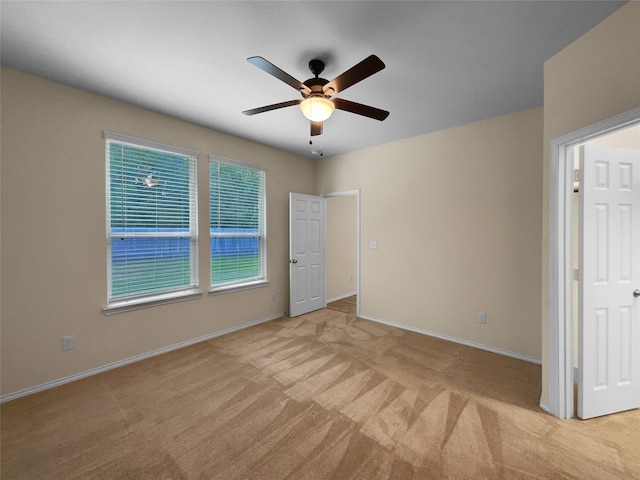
[209,156,267,292]
[104,131,200,313]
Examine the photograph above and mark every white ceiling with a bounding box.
[0,1,627,159]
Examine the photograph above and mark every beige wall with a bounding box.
[0,68,316,396]
[326,195,357,301]
[317,107,543,359]
[541,1,640,405]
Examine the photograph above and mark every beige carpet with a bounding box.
[2,309,639,479]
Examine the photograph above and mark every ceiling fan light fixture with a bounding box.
[300,97,335,122]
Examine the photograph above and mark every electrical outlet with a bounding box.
[477,312,487,324]
[369,240,377,249]
[63,335,75,351]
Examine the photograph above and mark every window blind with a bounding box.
[105,132,199,303]
[209,157,266,288]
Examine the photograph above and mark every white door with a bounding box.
[289,193,325,317]
[578,145,640,419]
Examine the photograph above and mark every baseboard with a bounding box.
[0,312,287,403]
[358,313,542,365]
[326,291,357,304]
[539,401,551,414]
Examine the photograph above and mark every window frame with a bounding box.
[209,155,268,295]
[103,131,201,315]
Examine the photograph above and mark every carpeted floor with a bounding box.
[327,295,357,315]
[2,309,639,479]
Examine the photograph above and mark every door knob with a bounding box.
[290,259,298,264]
[634,289,640,298]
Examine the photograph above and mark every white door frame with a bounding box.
[323,189,361,316]
[548,106,640,419]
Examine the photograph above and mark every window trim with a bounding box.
[208,279,270,296]
[103,289,203,315]
[103,131,199,158]
[208,155,267,294]
[103,131,201,314]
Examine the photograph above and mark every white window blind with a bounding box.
[105,131,199,306]
[209,156,266,289]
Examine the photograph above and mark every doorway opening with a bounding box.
[324,190,360,317]
[548,107,640,419]
[326,295,357,315]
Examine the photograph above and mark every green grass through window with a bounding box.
[211,253,260,284]
[112,254,261,298]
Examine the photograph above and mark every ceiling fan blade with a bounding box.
[242,99,301,116]
[332,98,389,121]
[323,55,385,95]
[247,57,312,95]
[311,121,323,136]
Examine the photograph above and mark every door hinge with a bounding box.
[574,268,579,281]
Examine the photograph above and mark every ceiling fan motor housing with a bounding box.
[302,77,329,98]
[303,59,331,98]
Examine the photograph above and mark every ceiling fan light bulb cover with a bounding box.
[300,97,335,122]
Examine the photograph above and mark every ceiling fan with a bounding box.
[242,55,389,137]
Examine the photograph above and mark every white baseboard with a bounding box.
[358,313,542,365]
[3,310,542,403]
[326,291,357,304]
[0,312,286,403]
[539,401,551,414]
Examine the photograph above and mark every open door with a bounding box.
[289,193,325,317]
[578,145,640,419]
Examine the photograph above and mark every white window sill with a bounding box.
[103,289,203,315]
[209,279,270,296]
